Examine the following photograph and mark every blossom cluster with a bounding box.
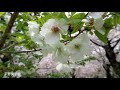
[3,71,22,78]
[28,18,92,73]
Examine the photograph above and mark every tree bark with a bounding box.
[104,44,120,77]
[91,38,120,78]
[0,12,19,49]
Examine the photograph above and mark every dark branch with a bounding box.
[64,28,86,44]
[73,12,88,38]
[73,29,86,38]
[109,34,119,43]
[90,39,104,48]
[0,12,19,49]
[112,38,120,48]
[0,49,42,54]
[103,64,113,78]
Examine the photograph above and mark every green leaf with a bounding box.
[42,12,49,16]
[113,14,120,26]
[72,22,84,34]
[116,16,120,24]
[0,24,6,31]
[57,12,67,19]
[94,30,108,45]
[71,12,76,16]
[72,13,86,20]
[103,18,113,36]
[113,15,117,26]
[104,18,113,27]
[104,27,111,36]
[0,12,5,17]
[68,19,81,25]
[62,34,70,41]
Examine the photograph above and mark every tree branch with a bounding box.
[0,12,19,49]
[112,38,120,48]
[72,13,89,38]
[64,28,86,44]
[109,34,119,43]
[73,29,86,38]
[0,40,26,51]
[0,49,42,54]
[90,39,104,48]
[0,43,17,51]
[103,64,113,78]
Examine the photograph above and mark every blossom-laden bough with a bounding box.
[28,17,92,75]
[1,12,120,78]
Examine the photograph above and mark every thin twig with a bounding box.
[112,38,120,48]
[73,29,86,38]
[0,40,26,51]
[0,43,17,51]
[0,49,42,54]
[64,28,86,44]
[90,39,104,48]
[109,34,119,43]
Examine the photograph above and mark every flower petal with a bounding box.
[52,42,69,64]
[94,18,104,30]
[89,12,105,19]
[45,32,60,45]
[67,34,92,62]
[56,63,72,73]
[58,18,69,34]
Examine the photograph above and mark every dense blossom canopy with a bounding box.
[0,12,120,78]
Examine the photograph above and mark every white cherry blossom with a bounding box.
[67,33,92,62]
[52,42,69,64]
[40,18,69,45]
[28,21,44,46]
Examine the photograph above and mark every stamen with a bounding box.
[75,44,80,49]
[52,26,60,33]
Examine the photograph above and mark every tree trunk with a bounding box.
[104,45,120,78]
[103,64,113,78]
